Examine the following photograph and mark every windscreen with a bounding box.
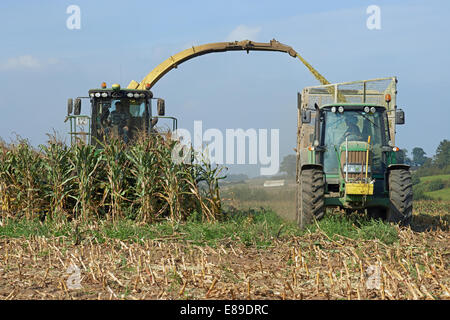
[94,98,148,143]
[322,109,388,174]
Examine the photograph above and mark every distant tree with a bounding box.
[422,157,433,168]
[434,139,450,168]
[412,147,427,166]
[280,154,297,177]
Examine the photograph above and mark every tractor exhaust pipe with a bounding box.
[314,103,321,164]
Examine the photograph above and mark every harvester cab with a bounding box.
[65,83,177,146]
[296,77,412,229]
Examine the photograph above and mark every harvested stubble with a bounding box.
[1,137,449,300]
[0,134,223,223]
[0,225,448,300]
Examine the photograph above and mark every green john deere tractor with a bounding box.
[296,77,412,228]
[65,82,177,146]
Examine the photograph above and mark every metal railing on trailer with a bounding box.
[66,115,91,146]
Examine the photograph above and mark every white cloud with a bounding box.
[0,55,59,71]
[226,25,262,41]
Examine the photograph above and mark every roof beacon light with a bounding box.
[112,84,120,91]
[385,94,392,103]
[101,82,107,89]
[145,83,151,90]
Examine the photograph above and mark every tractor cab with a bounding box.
[320,104,390,179]
[66,83,177,146]
[296,77,412,228]
[315,103,402,197]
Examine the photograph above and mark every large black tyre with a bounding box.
[296,168,325,229]
[387,169,413,226]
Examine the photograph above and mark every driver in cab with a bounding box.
[343,114,363,140]
[110,101,131,142]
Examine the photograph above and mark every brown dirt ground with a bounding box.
[0,224,448,300]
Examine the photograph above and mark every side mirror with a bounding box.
[74,98,82,115]
[67,98,73,116]
[157,99,165,116]
[301,110,311,123]
[395,108,405,125]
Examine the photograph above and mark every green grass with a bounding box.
[304,211,399,245]
[420,174,450,182]
[425,188,450,201]
[99,208,305,247]
[0,208,400,247]
[0,209,302,248]
[0,219,73,238]
[413,174,450,201]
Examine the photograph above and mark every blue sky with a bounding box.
[0,0,449,176]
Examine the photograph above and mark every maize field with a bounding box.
[0,134,222,224]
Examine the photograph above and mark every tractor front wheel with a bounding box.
[297,168,325,229]
[388,169,413,226]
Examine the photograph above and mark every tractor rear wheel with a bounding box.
[297,168,325,229]
[388,169,413,226]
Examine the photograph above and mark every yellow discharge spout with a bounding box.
[128,39,333,90]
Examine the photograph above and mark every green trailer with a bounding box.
[296,77,412,228]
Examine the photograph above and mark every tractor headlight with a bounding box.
[338,106,344,113]
[364,106,370,113]
[127,93,134,98]
[331,106,336,113]
[370,107,376,114]
[90,93,95,98]
[134,93,140,98]
[101,92,108,98]
[94,92,101,98]
[343,164,371,173]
